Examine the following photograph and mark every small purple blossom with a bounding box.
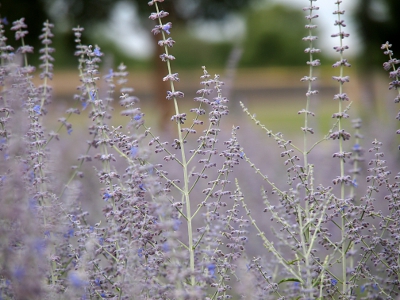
[351,179,358,187]
[105,68,113,79]
[162,22,172,35]
[103,192,112,201]
[162,242,170,252]
[331,279,338,286]
[134,114,142,121]
[90,90,96,101]
[139,183,146,191]
[173,218,182,231]
[130,146,138,157]
[94,278,101,286]
[64,228,74,238]
[33,105,41,114]
[207,263,216,277]
[93,46,101,56]
[67,128,73,135]
[68,272,87,288]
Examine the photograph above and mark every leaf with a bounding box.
[278,278,301,285]
[286,259,299,265]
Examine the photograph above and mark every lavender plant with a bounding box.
[0,0,400,299]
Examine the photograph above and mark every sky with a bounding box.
[104,0,361,60]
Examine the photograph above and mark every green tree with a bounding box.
[352,0,400,114]
[353,0,400,68]
[240,4,309,67]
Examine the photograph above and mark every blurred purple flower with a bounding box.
[207,263,216,277]
[93,46,101,57]
[162,22,172,35]
[33,105,41,114]
[69,272,87,288]
[130,146,138,157]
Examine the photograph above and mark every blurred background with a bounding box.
[2,1,400,280]
[1,0,400,136]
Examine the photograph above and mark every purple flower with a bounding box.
[130,146,138,157]
[331,279,338,286]
[105,68,113,79]
[134,114,142,121]
[67,128,73,135]
[1,17,8,25]
[94,278,101,286]
[13,266,25,280]
[103,192,112,201]
[138,248,143,258]
[33,105,41,114]
[68,272,87,288]
[64,228,74,238]
[207,263,216,277]
[93,46,101,57]
[173,218,182,231]
[162,22,172,35]
[162,242,170,252]
[139,183,146,191]
[90,90,96,101]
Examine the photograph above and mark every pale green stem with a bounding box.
[155,2,195,287]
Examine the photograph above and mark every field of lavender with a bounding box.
[1,0,400,299]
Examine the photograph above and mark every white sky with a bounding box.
[105,0,361,59]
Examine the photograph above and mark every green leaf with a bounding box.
[278,278,301,285]
[286,259,299,265]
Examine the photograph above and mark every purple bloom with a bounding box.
[130,146,138,157]
[331,279,338,286]
[93,46,101,57]
[134,114,142,121]
[162,22,172,35]
[139,183,146,191]
[82,101,87,109]
[162,242,170,252]
[64,228,74,238]
[13,266,25,280]
[207,263,216,277]
[67,128,73,135]
[103,192,112,201]
[68,272,87,288]
[34,239,47,255]
[1,17,8,25]
[94,278,101,286]
[90,90,96,101]
[138,248,143,258]
[33,105,41,114]
[105,68,113,79]
[173,218,182,231]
